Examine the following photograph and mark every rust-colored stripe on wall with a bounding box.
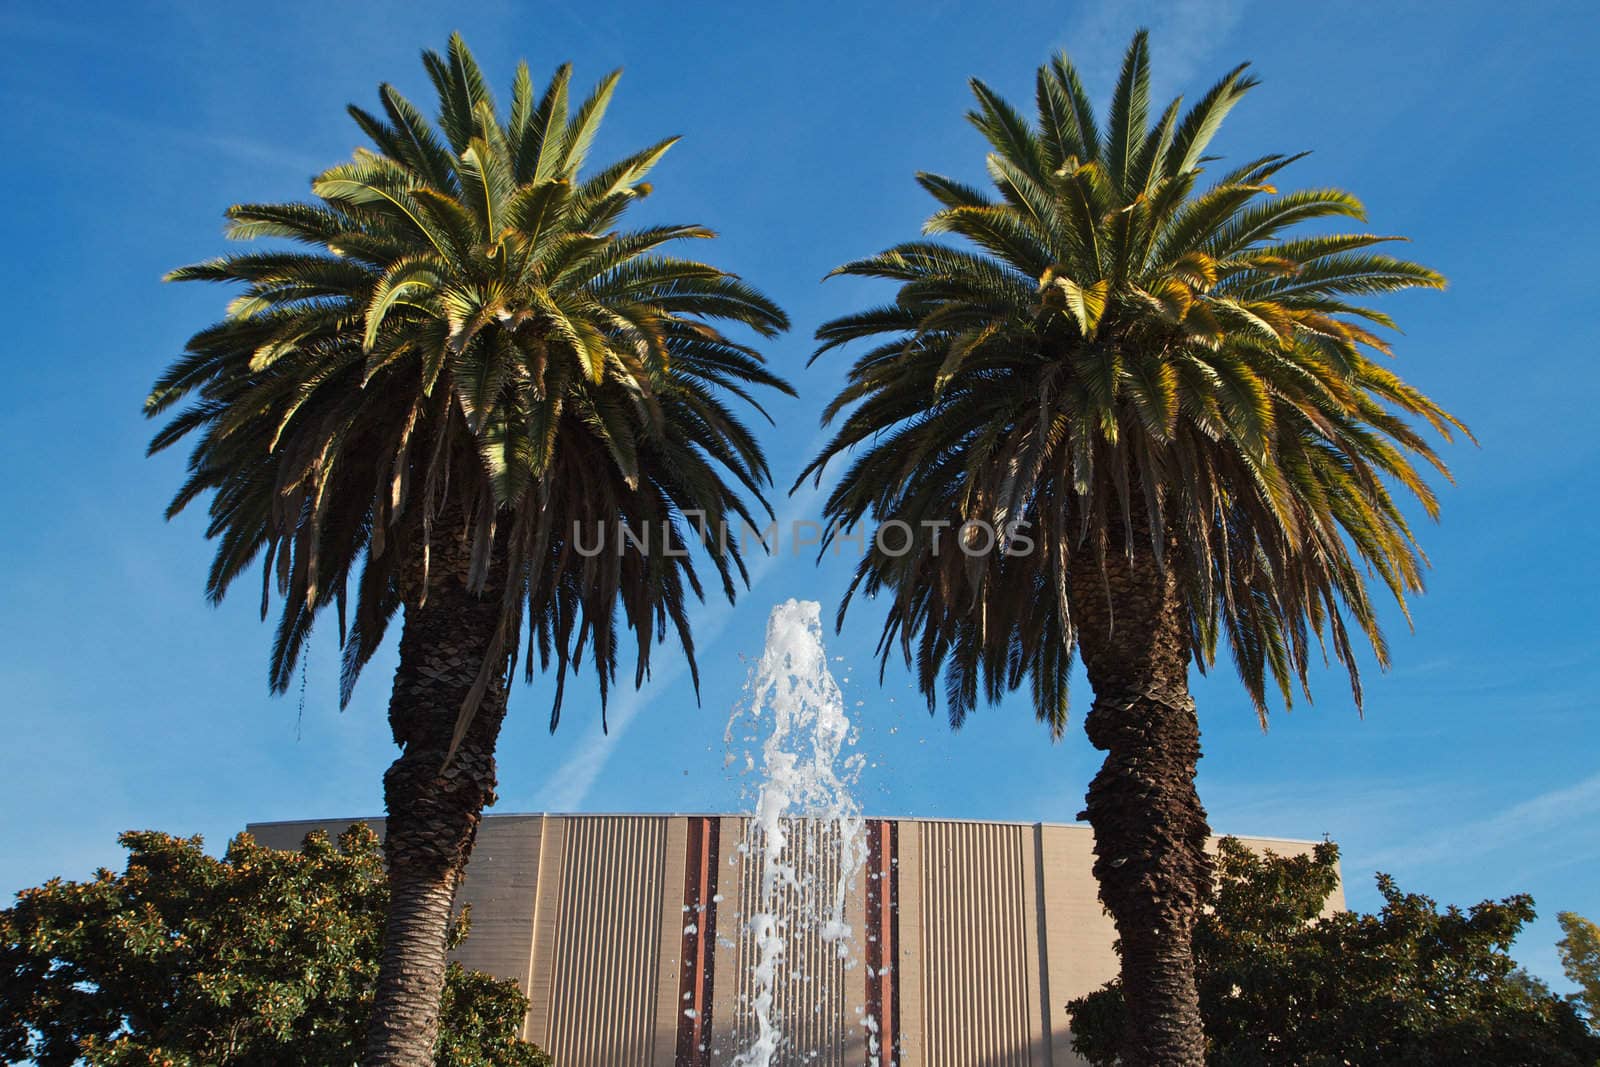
[675,816,720,1066]
[864,819,901,1065]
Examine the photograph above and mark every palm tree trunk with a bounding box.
[1070,508,1211,1067]
[364,523,510,1067]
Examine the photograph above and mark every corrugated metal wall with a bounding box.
[244,815,1337,1067]
[914,820,1048,1066]
[538,815,676,1066]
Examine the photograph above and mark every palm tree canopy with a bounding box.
[800,30,1467,735]
[149,34,792,740]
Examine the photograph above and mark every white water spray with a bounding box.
[728,600,867,1066]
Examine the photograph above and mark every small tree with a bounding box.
[1067,837,1599,1066]
[0,825,550,1066]
[1557,910,1600,1028]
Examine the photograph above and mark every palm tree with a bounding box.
[800,31,1466,1066]
[148,35,790,1066]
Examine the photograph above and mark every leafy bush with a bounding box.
[1068,837,1599,1066]
[0,824,550,1066]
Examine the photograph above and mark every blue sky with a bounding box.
[1,1,1596,990]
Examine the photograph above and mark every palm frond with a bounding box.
[150,36,791,750]
[806,30,1463,730]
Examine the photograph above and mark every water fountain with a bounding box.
[726,599,869,1066]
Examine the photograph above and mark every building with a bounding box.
[248,813,1339,1066]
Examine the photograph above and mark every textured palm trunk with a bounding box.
[1070,507,1211,1067]
[364,523,509,1067]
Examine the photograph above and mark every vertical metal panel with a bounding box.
[654,817,693,1066]
[676,816,722,1066]
[709,818,747,1066]
[893,823,925,1066]
[1031,825,1059,1065]
[918,820,1041,1066]
[525,815,566,1046]
[1038,822,1120,1064]
[448,815,544,986]
[541,815,671,1066]
[845,822,871,1066]
[1020,825,1048,1065]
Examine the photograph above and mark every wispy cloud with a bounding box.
[1356,771,1600,875]
[2,90,329,177]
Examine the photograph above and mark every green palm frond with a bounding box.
[804,30,1464,735]
[149,34,791,747]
